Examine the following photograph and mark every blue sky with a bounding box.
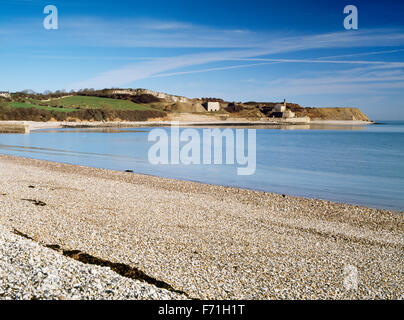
[0,0,404,120]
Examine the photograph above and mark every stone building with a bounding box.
[0,91,11,99]
[271,99,295,118]
[283,110,295,118]
[273,99,287,112]
[203,101,220,112]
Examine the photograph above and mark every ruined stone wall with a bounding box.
[111,89,191,103]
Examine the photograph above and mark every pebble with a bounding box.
[0,154,402,299]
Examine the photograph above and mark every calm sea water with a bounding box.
[1,121,403,211]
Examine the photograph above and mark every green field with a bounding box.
[45,96,155,111]
[7,96,156,113]
[9,102,77,112]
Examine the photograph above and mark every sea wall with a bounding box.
[0,122,30,133]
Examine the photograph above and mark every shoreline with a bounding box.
[0,119,373,132]
[0,153,400,213]
[0,154,402,299]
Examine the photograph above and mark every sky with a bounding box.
[0,0,404,120]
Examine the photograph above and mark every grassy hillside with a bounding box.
[6,96,156,113]
[9,102,77,112]
[0,96,165,122]
[1,90,371,122]
[43,96,155,111]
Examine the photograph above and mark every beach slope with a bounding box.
[0,155,402,299]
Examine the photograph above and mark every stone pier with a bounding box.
[0,122,30,133]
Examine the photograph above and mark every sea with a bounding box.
[1,121,403,211]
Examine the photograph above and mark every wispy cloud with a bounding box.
[2,16,404,49]
[72,51,256,89]
[228,58,404,67]
[151,62,280,78]
[2,15,404,98]
[315,49,404,59]
[0,16,260,49]
[263,81,404,96]
[260,62,404,98]
[70,27,404,89]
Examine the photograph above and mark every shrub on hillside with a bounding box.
[130,94,161,104]
[0,99,9,108]
[225,102,244,113]
[0,104,166,122]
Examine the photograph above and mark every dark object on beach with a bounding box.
[282,194,286,198]
[125,170,134,173]
[21,198,47,206]
[1,193,6,196]
[52,248,187,295]
[28,185,35,188]
[46,244,61,250]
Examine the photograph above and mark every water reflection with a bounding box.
[35,128,148,134]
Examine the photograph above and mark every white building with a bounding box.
[283,110,295,118]
[274,99,287,112]
[0,91,11,99]
[204,102,220,112]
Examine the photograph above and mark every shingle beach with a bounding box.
[0,154,402,299]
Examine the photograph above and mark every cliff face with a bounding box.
[88,89,372,121]
[111,89,191,104]
[251,102,370,121]
[296,107,370,121]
